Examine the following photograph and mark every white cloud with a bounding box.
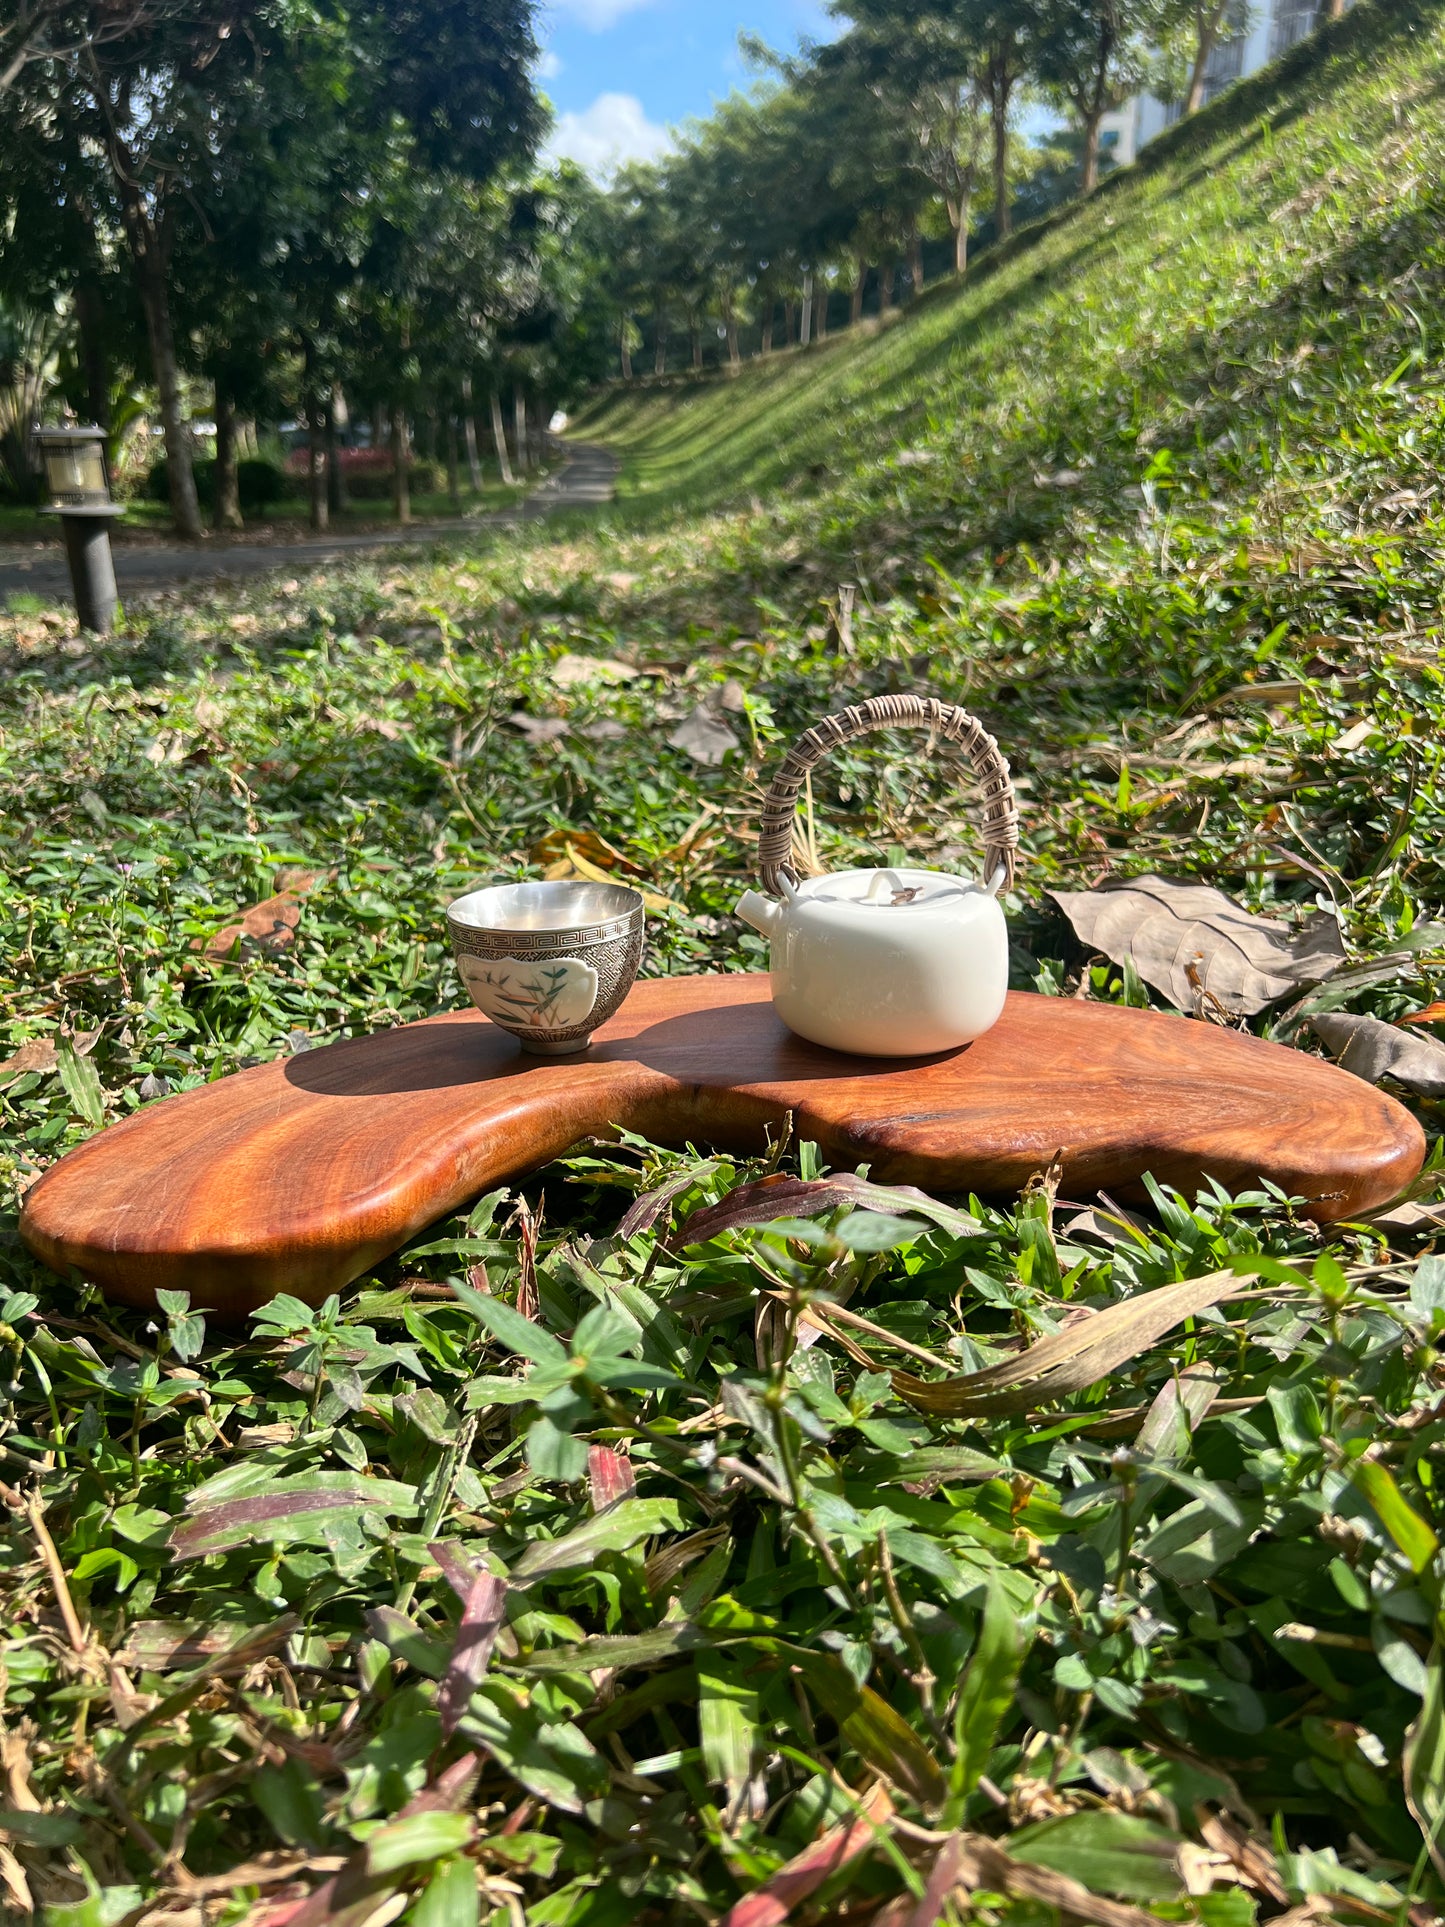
[544,91,670,178]
[548,0,653,29]
[537,48,562,79]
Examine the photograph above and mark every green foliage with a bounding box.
[144,456,296,513]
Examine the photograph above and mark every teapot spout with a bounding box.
[736,889,782,937]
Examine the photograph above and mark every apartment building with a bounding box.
[1098,0,1330,165]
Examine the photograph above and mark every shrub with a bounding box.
[145,457,295,513]
[343,459,446,499]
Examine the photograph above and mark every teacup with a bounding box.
[447,880,645,1055]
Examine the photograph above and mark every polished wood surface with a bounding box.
[21,975,1423,1316]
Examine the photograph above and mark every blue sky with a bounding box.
[538,0,834,176]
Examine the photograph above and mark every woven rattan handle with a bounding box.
[757,693,1019,898]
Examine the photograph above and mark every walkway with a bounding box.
[0,444,618,603]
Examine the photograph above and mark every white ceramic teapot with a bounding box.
[736,694,1019,1057]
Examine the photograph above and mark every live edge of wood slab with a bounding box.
[21,974,1424,1317]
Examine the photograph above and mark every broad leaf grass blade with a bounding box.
[508,1496,683,1585]
[698,1651,759,1819]
[1351,1459,1440,1573]
[946,1574,1030,1821]
[1406,1640,1445,1880]
[892,1270,1254,1417]
[797,1656,948,1811]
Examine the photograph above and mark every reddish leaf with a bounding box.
[720,1784,893,1927]
[437,1572,508,1737]
[588,1444,637,1512]
[617,1159,724,1238]
[669,1171,977,1250]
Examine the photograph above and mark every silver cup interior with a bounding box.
[448,879,643,933]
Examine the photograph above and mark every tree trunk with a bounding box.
[851,261,867,325]
[307,394,328,532]
[74,279,111,436]
[953,195,972,275]
[446,415,460,508]
[1326,0,1345,16]
[513,391,528,471]
[880,264,896,310]
[908,224,924,296]
[419,410,437,465]
[726,316,740,368]
[213,381,242,530]
[761,305,774,355]
[461,375,483,488]
[619,317,632,381]
[784,298,796,344]
[1186,0,1228,110]
[816,285,829,340]
[391,404,410,524]
[123,207,202,539]
[327,386,348,515]
[801,270,814,345]
[654,304,668,375]
[490,391,515,486]
[1080,112,1104,194]
[988,51,1013,240]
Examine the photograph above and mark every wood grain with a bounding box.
[20,975,1423,1316]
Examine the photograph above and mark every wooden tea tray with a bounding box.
[20,975,1423,1316]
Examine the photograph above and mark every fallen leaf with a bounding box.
[1049,876,1345,1015]
[1310,1013,1445,1097]
[892,1269,1253,1418]
[667,706,740,766]
[718,678,748,712]
[508,711,570,744]
[1332,718,1377,753]
[550,652,637,687]
[0,1040,58,1083]
[565,841,688,915]
[200,893,303,959]
[530,827,644,875]
[579,718,628,741]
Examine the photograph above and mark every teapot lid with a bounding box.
[795,866,987,909]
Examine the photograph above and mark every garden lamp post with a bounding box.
[34,425,124,635]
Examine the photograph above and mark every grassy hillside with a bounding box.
[5,2,1445,1920]
[578,0,1444,568]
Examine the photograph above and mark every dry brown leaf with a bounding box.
[1049,876,1344,1015]
[508,711,570,744]
[196,871,329,962]
[893,1269,1254,1418]
[0,1040,58,1083]
[530,827,644,875]
[1311,1012,1445,1097]
[550,652,637,687]
[667,705,740,766]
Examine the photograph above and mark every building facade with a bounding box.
[1098,0,1329,166]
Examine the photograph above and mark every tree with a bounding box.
[1,0,542,535]
[1035,0,1163,192]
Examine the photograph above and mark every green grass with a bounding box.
[5,0,1445,1918]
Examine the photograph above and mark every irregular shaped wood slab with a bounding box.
[21,975,1422,1316]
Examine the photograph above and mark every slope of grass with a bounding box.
[4,2,1445,1920]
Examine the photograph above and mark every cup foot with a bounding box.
[518,1035,592,1056]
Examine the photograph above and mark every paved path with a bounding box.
[0,444,618,603]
